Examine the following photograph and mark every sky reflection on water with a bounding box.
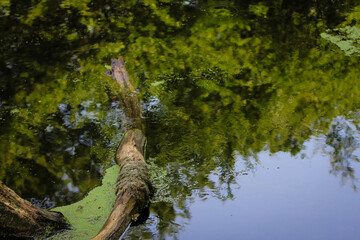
[176,136,360,240]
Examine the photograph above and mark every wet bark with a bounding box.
[92,57,153,239]
[0,181,68,239]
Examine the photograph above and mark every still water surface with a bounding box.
[1,0,360,239]
[178,138,360,240]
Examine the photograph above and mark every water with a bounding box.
[124,131,360,239]
[1,1,360,239]
[179,138,360,240]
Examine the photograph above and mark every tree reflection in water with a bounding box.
[325,115,360,190]
[1,0,360,239]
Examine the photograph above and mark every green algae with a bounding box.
[147,158,175,204]
[321,26,360,56]
[50,165,120,240]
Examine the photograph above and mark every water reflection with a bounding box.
[0,96,124,206]
[124,124,360,239]
[176,141,360,240]
[325,115,360,190]
[1,0,360,238]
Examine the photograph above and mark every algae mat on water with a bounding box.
[50,165,120,239]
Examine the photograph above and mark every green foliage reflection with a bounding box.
[1,0,360,238]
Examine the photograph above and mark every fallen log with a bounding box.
[0,181,68,239]
[92,57,153,239]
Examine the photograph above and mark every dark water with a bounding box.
[1,0,360,239]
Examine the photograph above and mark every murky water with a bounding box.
[1,1,360,239]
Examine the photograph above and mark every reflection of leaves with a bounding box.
[10,108,20,115]
[1,0,360,239]
[0,71,124,205]
[148,158,174,203]
[324,116,360,190]
[249,3,269,18]
[151,81,165,87]
[321,26,360,56]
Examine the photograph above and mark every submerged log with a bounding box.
[0,181,68,238]
[105,57,143,130]
[92,57,153,239]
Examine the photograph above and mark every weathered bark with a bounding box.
[0,181,68,239]
[92,57,153,239]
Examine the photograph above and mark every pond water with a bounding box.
[177,137,360,240]
[1,0,360,239]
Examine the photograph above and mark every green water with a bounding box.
[1,0,360,239]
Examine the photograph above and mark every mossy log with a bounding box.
[0,181,68,239]
[92,57,153,239]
